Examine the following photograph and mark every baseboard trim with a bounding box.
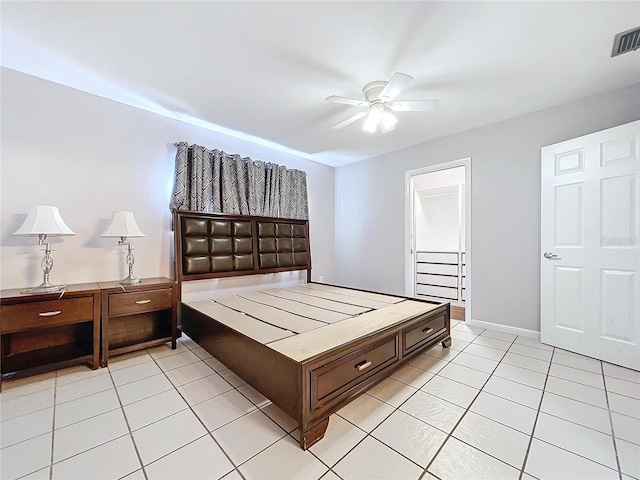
[467,318,540,339]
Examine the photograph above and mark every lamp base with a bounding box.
[118,275,142,286]
[20,242,68,294]
[21,282,68,294]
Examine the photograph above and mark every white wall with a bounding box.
[413,167,465,253]
[416,189,460,252]
[335,83,640,332]
[0,68,336,291]
[3,67,638,333]
[413,166,465,190]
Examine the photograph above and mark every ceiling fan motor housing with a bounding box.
[363,81,389,102]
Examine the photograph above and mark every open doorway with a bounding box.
[405,159,471,322]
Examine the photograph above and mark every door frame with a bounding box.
[404,158,472,322]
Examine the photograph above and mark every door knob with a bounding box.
[543,251,559,259]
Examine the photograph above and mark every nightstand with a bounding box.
[0,283,101,384]
[98,277,177,366]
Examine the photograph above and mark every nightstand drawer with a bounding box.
[108,288,173,317]
[1,297,95,333]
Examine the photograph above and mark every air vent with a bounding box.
[612,26,640,57]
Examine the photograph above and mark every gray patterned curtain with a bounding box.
[170,142,309,220]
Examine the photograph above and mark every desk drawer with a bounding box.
[310,334,398,409]
[402,312,446,355]
[108,288,172,317]
[1,297,94,333]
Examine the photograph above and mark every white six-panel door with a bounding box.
[541,121,639,370]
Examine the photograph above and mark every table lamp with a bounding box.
[101,211,145,285]
[13,205,76,293]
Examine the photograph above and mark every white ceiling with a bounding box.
[2,1,639,167]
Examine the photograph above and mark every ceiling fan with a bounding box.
[325,72,439,133]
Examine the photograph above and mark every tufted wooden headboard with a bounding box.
[172,210,311,283]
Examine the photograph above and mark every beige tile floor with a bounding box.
[1,319,639,480]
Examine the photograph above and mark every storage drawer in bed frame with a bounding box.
[402,311,447,356]
[310,333,399,411]
[180,299,450,450]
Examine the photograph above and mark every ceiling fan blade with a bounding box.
[380,72,413,101]
[332,111,368,129]
[390,100,439,112]
[325,95,368,107]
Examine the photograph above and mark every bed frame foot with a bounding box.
[300,417,329,450]
[441,337,452,348]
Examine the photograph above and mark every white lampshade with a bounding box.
[13,206,75,236]
[101,211,145,238]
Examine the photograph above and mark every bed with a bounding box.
[173,210,451,449]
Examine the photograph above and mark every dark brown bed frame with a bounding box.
[173,210,451,449]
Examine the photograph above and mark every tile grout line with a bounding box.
[537,382,613,410]
[115,346,242,478]
[524,437,622,476]
[155,340,250,480]
[26,370,135,479]
[606,387,640,402]
[211,331,454,477]
[366,338,481,474]
[516,346,555,480]
[327,400,397,473]
[529,405,617,437]
[5,332,636,480]
[106,364,148,480]
[299,429,348,479]
[182,316,414,478]
[48,372,58,480]
[67,349,212,479]
[520,350,631,476]
[21,393,132,477]
[339,326,494,479]
[600,361,624,480]
[517,349,629,473]
[44,394,123,432]
[334,404,405,474]
[418,331,516,479]
[316,356,445,475]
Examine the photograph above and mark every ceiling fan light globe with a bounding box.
[328,72,437,132]
[380,110,397,131]
[378,121,396,134]
[363,108,381,133]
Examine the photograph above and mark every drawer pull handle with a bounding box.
[422,327,434,334]
[355,360,372,371]
[135,300,152,305]
[39,311,62,317]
